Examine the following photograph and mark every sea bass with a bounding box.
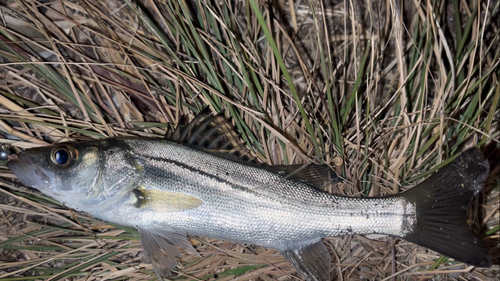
[4,116,492,280]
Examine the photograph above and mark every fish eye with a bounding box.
[54,149,69,164]
[50,146,76,167]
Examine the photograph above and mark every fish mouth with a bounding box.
[7,152,52,189]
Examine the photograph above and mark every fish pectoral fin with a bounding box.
[133,189,203,212]
[139,228,200,278]
[282,241,331,281]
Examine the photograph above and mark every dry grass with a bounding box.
[0,0,498,280]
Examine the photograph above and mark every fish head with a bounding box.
[7,139,143,211]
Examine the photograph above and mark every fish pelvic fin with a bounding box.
[282,240,331,281]
[139,228,200,279]
[401,148,491,267]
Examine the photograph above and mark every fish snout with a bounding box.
[7,152,52,189]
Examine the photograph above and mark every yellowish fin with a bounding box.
[133,189,203,212]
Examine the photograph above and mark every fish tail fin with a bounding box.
[401,148,491,267]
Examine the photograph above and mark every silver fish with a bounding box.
[4,117,492,280]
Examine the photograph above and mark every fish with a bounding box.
[3,113,492,280]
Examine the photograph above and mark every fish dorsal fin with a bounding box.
[267,164,339,189]
[165,109,340,187]
[139,228,200,279]
[282,241,331,281]
[165,108,256,161]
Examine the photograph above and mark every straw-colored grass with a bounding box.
[0,0,498,280]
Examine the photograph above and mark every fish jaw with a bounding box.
[7,152,55,193]
[6,149,89,208]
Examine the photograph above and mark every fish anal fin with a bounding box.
[270,164,340,189]
[139,228,200,279]
[401,148,492,267]
[282,241,331,281]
